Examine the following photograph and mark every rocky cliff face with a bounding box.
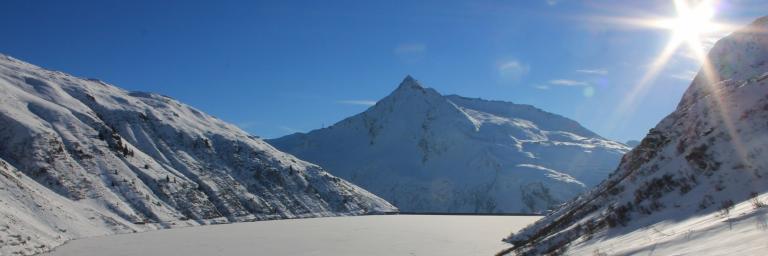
[0,54,395,255]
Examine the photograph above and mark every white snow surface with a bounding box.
[0,54,395,255]
[566,197,768,256]
[43,215,541,256]
[502,16,768,255]
[269,76,628,213]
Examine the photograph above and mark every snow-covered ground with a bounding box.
[566,196,768,256]
[43,215,540,256]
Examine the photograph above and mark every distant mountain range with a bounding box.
[269,76,629,213]
[502,16,768,255]
[0,54,395,255]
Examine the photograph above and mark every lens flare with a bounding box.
[597,0,739,130]
[600,0,754,170]
[662,0,716,44]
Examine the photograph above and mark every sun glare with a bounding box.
[604,0,737,131]
[656,0,717,57]
[604,0,752,168]
[629,0,724,68]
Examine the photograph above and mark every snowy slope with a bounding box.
[0,54,395,255]
[502,16,768,255]
[269,76,628,213]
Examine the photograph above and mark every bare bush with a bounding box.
[593,249,608,256]
[718,200,735,216]
[750,192,766,209]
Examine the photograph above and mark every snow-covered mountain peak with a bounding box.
[392,75,424,94]
[705,15,768,80]
[678,16,768,110]
[387,75,443,102]
[270,78,628,213]
[399,75,420,88]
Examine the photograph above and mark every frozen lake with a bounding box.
[44,215,540,256]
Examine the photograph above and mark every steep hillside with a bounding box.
[0,54,395,255]
[270,76,628,213]
[501,16,768,255]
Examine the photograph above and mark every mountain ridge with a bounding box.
[501,15,768,255]
[270,76,629,213]
[0,53,395,255]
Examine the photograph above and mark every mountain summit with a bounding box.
[269,76,629,213]
[398,75,421,89]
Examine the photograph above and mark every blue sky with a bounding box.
[1,0,765,142]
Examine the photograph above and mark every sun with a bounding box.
[598,0,738,136]
[656,0,717,53]
[607,0,752,165]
